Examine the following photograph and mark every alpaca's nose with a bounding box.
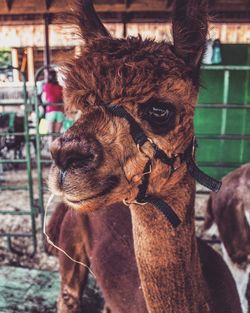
[50,135,103,172]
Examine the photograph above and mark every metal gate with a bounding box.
[195,65,250,180]
[0,65,37,255]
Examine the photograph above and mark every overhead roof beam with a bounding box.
[0,0,250,23]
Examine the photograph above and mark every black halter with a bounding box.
[107,105,222,228]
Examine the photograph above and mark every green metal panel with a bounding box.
[195,45,250,180]
[196,139,249,163]
[221,44,250,66]
[198,70,224,104]
[199,70,250,105]
[195,108,223,134]
[228,71,250,104]
[195,107,250,135]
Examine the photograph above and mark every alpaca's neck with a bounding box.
[130,174,211,313]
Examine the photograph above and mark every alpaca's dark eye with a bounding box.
[140,99,176,134]
[148,105,172,124]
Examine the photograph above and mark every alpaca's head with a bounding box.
[49,0,208,212]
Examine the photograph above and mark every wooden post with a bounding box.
[122,12,128,38]
[123,19,127,38]
[44,13,51,80]
[27,47,34,83]
[11,48,19,82]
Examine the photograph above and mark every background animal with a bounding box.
[0,113,25,160]
[204,163,250,313]
[47,0,242,312]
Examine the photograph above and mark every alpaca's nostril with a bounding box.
[50,135,103,172]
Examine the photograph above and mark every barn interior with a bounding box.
[0,1,250,313]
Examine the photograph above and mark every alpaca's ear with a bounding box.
[72,0,111,42]
[172,0,208,69]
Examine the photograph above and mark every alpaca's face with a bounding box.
[49,0,207,212]
[49,38,197,212]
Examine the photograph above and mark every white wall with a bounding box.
[0,23,250,49]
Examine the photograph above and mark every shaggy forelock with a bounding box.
[63,36,192,112]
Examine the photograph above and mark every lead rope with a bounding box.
[43,194,96,278]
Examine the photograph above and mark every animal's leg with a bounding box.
[57,248,89,313]
[221,244,250,313]
[246,274,250,313]
[56,211,90,313]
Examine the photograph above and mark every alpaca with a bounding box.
[48,0,242,312]
[47,201,242,313]
[46,202,147,313]
[0,113,25,159]
[204,164,250,313]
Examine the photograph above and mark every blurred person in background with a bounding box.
[43,70,64,145]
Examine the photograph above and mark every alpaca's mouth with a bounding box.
[65,198,85,204]
[64,197,88,209]
[63,174,121,206]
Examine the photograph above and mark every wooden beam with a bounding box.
[122,12,128,37]
[27,47,34,83]
[20,49,27,73]
[124,0,131,9]
[11,48,19,82]
[0,0,249,23]
[0,0,170,14]
[6,0,14,11]
[44,14,51,68]
[45,0,54,10]
[0,0,249,15]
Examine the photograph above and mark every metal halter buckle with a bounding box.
[136,137,154,154]
[192,136,198,159]
[166,154,182,178]
[172,154,182,171]
[123,199,148,206]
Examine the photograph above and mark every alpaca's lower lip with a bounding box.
[63,175,120,205]
[65,198,85,204]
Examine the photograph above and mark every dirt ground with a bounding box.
[0,166,219,313]
[0,166,106,313]
[0,166,59,270]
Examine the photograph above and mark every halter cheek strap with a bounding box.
[107,105,222,228]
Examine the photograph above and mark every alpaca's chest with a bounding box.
[86,205,147,313]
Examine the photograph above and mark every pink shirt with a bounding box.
[43,83,63,113]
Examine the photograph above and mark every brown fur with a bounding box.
[48,1,242,312]
[47,202,241,313]
[47,202,147,313]
[204,164,250,266]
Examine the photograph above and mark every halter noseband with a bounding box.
[107,105,221,228]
